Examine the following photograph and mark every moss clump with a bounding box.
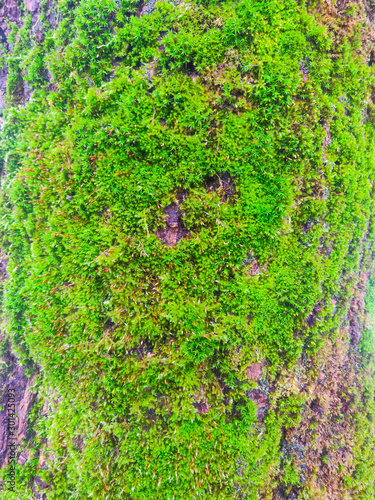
[0,0,375,498]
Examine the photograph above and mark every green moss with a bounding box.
[0,0,374,498]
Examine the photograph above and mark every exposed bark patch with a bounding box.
[193,395,209,414]
[0,0,23,40]
[247,360,270,423]
[26,0,40,13]
[0,345,36,468]
[155,197,188,246]
[242,251,268,277]
[246,259,261,277]
[246,362,262,381]
[249,388,269,422]
[140,0,166,16]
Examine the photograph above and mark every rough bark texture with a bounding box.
[0,346,36,467]
[0,3,47,491]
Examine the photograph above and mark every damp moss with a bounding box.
[0,0,375,498]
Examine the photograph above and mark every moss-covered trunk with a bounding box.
[0,0,374,498]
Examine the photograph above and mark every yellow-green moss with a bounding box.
[0,0,375,498]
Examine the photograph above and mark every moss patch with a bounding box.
[0,0,375,498]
